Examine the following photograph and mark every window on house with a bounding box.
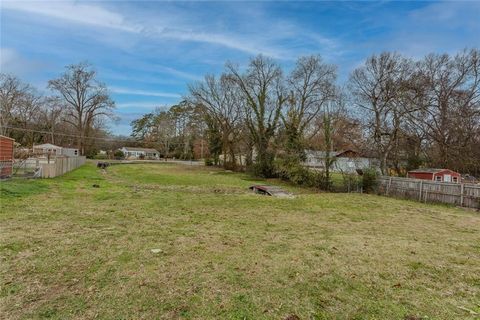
[74,150,78,156]
[453,177,458,183]
[435,176,442,182]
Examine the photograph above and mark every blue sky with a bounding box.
[1,1,479,135]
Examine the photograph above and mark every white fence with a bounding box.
[378,176,480,209]
[40,156,86,178]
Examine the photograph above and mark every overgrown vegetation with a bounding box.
[361,168,379,193]
[1,163,479,319]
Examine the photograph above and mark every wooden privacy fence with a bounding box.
[40,156,86,178]
[378,176,480,209]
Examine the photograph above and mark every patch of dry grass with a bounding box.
[1,162,479,319]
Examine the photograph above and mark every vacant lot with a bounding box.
[1,163,479,319]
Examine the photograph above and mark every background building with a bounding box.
[120,147,160,160]
[32,143,79,157]
[407,168,461,183]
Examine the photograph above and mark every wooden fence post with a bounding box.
[380,175,478,209]
[386,177,392,195]
[419,180,423,201]
[460,183,464,207]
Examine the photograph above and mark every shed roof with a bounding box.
[122,147,159,153]
[408,168,458,174]
[0,135,15,141]
[33,143,62,149]
[305,149,361,158]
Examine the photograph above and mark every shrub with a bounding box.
[316,172,333,191]
[275,158,316,186]
[361,168,378,193]
[114,150,124,159]
[204,158,214,166]
[248,151,276,178]
[93,154,108,160]
[85,149,99,159]
[341,173,361,193]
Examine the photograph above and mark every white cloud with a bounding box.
[116,102,170,109]
[388,2,480,58]
[111,87,181,98]
[1,0,336,59]
[0,47,18,67]
[1,0,139,32]
[0,47,46,77]
[1,0,272,56]
[409,1,480,27]
[155,27,285,59]
[149,65,202,81]
[99,69,186,85]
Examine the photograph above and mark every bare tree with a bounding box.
[411,49,480,171]
[283,55,337,160]
[0,74,34,136]
[349,52,416,174]
[15,88,42,146]
[189,74,244,169]
[48,62,115,155]
[227,55,286,177]
[40,97,65,145]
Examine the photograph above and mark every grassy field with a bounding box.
[1,162,479,320]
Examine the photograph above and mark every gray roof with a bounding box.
[33,143,62,149]
[305,149,359,158]
[408,168,448,173]
[122,147,159,153]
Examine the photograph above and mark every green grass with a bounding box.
[0,178,50,198]
[1,162,479,319]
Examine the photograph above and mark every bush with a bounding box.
[93,154,108,160]
[275,158,316,186]
[316,172,333,191]
[249,151,276,178]
[114,150,124,159]
[361,168,378,193]
[341,173,361,192]
[204,158,214,166]
[85,149,99,159]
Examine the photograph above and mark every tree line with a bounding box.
[0,63,120,156]
[2,49,479,180]
[131,49,480,179]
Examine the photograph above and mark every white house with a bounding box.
[120,147,160,160]
[33,143,79,157]
[303,149,379,173]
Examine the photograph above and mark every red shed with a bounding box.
[407,168,461,183]
[0,135,15,178]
